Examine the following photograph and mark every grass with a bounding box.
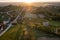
[0,23,35,40]
[0,19,60,40]
[49,21,60,26]
[0,24,20,40]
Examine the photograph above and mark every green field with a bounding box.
[0,22,59,40]
[49,21,60,26]
[0,24,21,40]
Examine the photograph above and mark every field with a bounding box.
[50,21,60,26]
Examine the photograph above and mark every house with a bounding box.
[55,28,60,34]
[3,20,9,25]
[43,21,50,26]
[0,25,3,31]
[38,14,45,18]
[0,23,4,32]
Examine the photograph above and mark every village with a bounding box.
[0,3,60,40]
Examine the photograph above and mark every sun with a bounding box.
[24,0,33,3]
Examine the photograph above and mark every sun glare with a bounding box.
[24,0,34,3]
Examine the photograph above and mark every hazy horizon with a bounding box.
[0,0,60,2]
[0,2,60,7]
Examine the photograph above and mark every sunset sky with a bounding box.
[0,0,60,2]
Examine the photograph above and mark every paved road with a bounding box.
[0,8,25,36]
[12,8,25,23]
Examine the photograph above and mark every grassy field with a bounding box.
[49,21,60,26]
[0,20,60,40]
[0,24,21,40]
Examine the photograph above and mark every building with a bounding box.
[43,21,50,26]
[38,14,45,18]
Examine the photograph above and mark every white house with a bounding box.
[3,20,9,24]
[43,21,50,26]
[38,14,45,18]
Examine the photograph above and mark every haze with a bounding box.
[0,0,60,2]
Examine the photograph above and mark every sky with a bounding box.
[0,0,60,2]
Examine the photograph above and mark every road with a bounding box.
[12,8,25,23]
[0,8,25,36]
